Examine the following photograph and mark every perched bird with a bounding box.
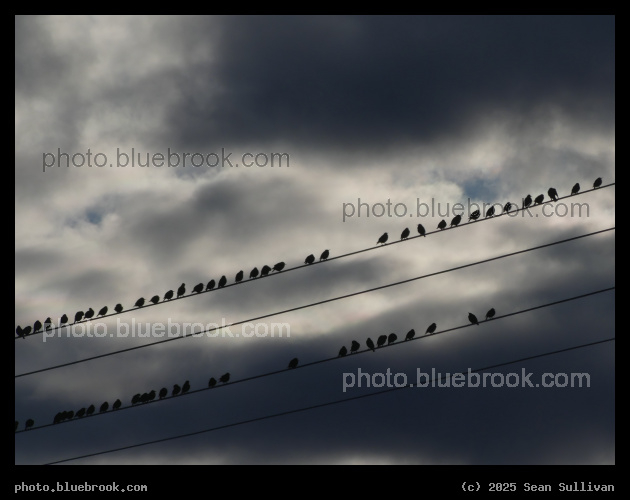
[164,290,174,301]
[150,295,160,305]
[182,381,190,394]
[401,227,410,240]
[208,377,217,388]
[22,325,32,337]
[272,262,286,272]
[113,399,122,410]
[76,408,86,418]
[86,405,95,415]
[193,283,204,294]
[523,195,532,208]
[218,275,227,288]
[468,313,479,326]
[485,308,496,320]
[172,384,181,396]
[548,188,559,201]
[377,335,387,348]
[66,410,74,420]
[140,393,149,403]
[15,325,23,338]
[261,265,272,276]
[377,232,389,245]
[177,283,186,298]
[33,320,42,332]
[450,214,462,227]
[74,311,84,323]
[25,419,34,430]
[53,413,62,424]
[219,373,230,384]
[84,308,95,320]
[288,357,299,369]
[417,223,426,237]
[99,402,109,413]
[320,249,330,261]
[44,317,52,330]
[114,303,124,313]
[350,340,360,353]
[405,329,416,341]
[426,323,437,335]
[534,194,544,205]
[206,280,216,291]
[134,297,145,308]
[571,183,580,195]
[485,206,496,218]
[235,270,244,282]
[366,338,376,352]
[468,210,480,221]
[387,333,397,345]
[131,394,141,405]
[338,346,348,357]
[249,267,259,279]
[148,390,156,401]
[305,254,315,265]
[97,306,108,317]
[503,202,512,214]
[60,313,68,325]
[159,387,168,399]
[437,220,447,230]
[593,177,602,188]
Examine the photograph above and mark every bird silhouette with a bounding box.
[261,265,272,276]
[172,384,181,396]
[272,262,286,272]
[450,215,462,227]
[150,295,160,305]
[182,381,191,393]
[250,267,259,279]
[469,210,480,221]
[84,308,95,319]
[350,340,360,353]
[593,177,602,188]
[53,412,62,424]
[177,283,186,298]
[503,202,512,214]
[401,227,410,240]
[66,410,75,420]
[320,249,330,261]
[377,335,387,348]
[534,194,544,205]
[417,223,426,237]
[76,408,86,418]
[338,346,348,357]
[86,404,95,415]
[485,206,495,218]
[405,329,416,341]
[114,303,124,313]
[426,323,437,335]
[164,290,174,301]
[148,390,156,401]
[388,333,397,345]
[134,297,145,308]
[193,283,204,294]
[22,325,32,337]
[468,313,479,326]
[113,399,122,410]
[523,195,532,208]
[16,325,23,338]
[437,220,447,230]
[366,338,376,352]
[140,393,149,403]
[159,387,168,399]
[288,357,299,369]
[235,270,244,282]
[548,188,559,201]
[208,377,217,388]
[25,419,34,430]
[33,320,42,332]
[219,373,230,384]
[377,232,388,245]
[571,183,580,195]
[206,280,216,291]
[99,402,109,413]
[305,254,315,265]
[97,306,108,317]
[485,308,496,320]
[74,311,84,323]
[60,313,69,325]
[218,275,227,287]
[131,394,141,405]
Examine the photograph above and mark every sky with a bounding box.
[15,15,615,468]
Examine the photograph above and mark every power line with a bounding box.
[41,336,615,465]
[15,285,614,433]
[15,227,614,378]
[16,182,614,340]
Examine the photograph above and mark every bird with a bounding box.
[86,404,95,415]
[468,312,479,326]
[593,177,602,188]
[366,338,376,352]
[338,346,348,357]
[159,387,168,399]
[74,311,84,323]
[485,308,496,320]
[401,227,410,240]
[182,381,191,394]
[417,223,426,237]
[235,270,244,282]
[388,333,397,345]
[99,402,109,413]
[288,357,299,369]
[113,399,122,410]
[534,194,544,205]
[193,283,204,294]
[163,290,174,301]
[206,280,216,291]
[523,195,532,208]
[76,408,86,418]
[250,267,259,279]
[426,323,437,335]
[150,295,160,305]
[320,249,330,261]
[131,394,141,405]
[66,410,75,420]
[97,306,108,317]
[140,393,149,403]
[219,373,230,384]
[272,262,285,272]
[15,325,23,338]
[218,275,227,287]
[177,283,186,298]
[377,335,387,348]
[350,340,360,353]
[571,183,580,195]
[376,232,388,245]
[503,202,512,214]
[134,297,145,308]
[148,390,156,401]
[304,254,315,265]
[208,377,217,388]
[22,325,32,337]
[25,419,34,430]
[172,384,181,396]
[84,307,95,319]
[261,265,272,276]
[114,303,124,313]
[33,320,42,332]
[468,210,480,221]
[548,188,559,201]
[485,206,495,218]
[60,313,68,325]
[405,329,416,341]
[450,214,462,227]
[437,220,447,230]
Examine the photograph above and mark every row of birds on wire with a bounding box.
[17,308,496,431]
[15,177,603,339]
